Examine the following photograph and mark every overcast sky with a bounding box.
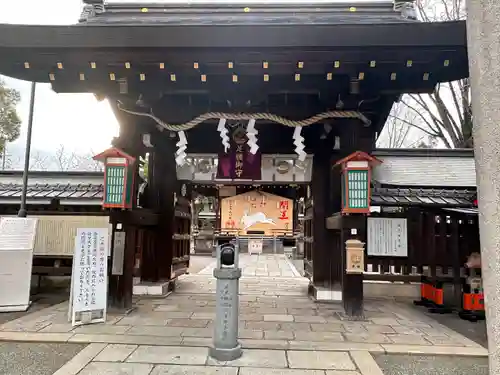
[0,0,119,155]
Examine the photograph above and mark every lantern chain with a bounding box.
[117,102,371,132]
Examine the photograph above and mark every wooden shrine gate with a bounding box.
[0,1,469,316]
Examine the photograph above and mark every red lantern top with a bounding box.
[93,147,136,164]
[334,151,382,170]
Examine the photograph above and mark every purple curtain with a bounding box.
[217,145,262,180]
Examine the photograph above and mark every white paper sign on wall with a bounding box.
[69,228,109,327]
[0,217,38,312]
[248,239,263,255]
[367,217,408,257]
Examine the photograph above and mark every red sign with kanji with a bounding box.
[279,200,289,220]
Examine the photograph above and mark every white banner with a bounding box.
[70,228,109,325]
[0,217,38,312]
[367,217,408,257]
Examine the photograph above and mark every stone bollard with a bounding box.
[209,241,242,361]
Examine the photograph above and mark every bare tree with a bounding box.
[75,150,104,171]
[53,144,79,171]
[30,151,49,171]
[378,101,423,148]
[392,0,471,148]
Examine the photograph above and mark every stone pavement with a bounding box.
[0,254,488,374]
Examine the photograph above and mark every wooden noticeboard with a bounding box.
[0,217,38,312]
[69,228,109,326]
[367,217,408,257]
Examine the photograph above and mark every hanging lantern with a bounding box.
[93,147,137,209]
[334,151,382,215]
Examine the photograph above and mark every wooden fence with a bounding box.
[363,209,479,283]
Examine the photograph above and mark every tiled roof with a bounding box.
[0,182,103,205]
[372,187,476,207]
[81,1,417,25]
[0,162,477,208]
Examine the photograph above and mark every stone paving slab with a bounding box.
[0,297,485,352]
[0,284,488,358]
[151,365,238,375]
[78,362,154,375]
[50,343,392,375]
[287,350,356,370]
[0,252,489,375]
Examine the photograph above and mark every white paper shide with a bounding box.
[70,228,109,326]
[367,217,408,257]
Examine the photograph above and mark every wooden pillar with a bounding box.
[338,119,376,317]
[327,154,343,289]
[450,216,462,307]
[311,142,332,286]
[138,132,177,282]
[341,217,366,317]
[140,149,158,282]
[108,224,137,310]
[215,189,221,232]
[106,125,142,310]
[155,137,177,281]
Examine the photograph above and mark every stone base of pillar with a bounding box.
[132,281,173,296]
[308,283,342,302]
[209,344,242,362]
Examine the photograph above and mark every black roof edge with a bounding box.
[375,183,476,191]
[373,148,474,158]
[0,170,103,178]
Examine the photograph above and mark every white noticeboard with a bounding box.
[69,228,109,327]
[111,232,126,276]
[367,217,408,257]
[0,217,38,312]
[248,239,263,255]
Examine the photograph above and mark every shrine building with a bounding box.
[0,0,470,317]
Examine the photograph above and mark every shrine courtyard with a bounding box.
[0,254,487,375]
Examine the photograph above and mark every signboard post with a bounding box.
[69,228,109,327]
[0,217,38,312]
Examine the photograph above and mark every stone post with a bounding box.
[466,0,500,369]
[209,242,242,361]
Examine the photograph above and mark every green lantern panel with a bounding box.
[105,165,126,206]
[346,169,369,209]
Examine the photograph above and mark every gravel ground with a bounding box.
[0,342,86,375]
[374,354,489,375]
